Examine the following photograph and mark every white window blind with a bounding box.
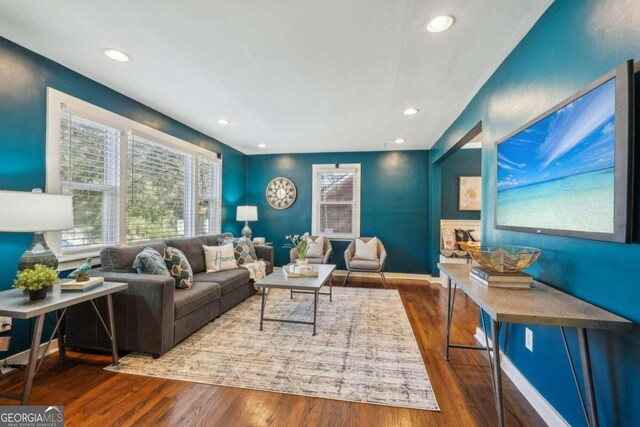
[312,164,361,238]
[59,110,120,251]
[197,157,222,235]
[47,89,222,258]
[127,132,196,242]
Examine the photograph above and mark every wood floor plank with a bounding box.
[0,278,545,426]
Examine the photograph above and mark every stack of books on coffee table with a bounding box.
[469,266,532,289]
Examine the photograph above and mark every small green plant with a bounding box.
[284,233,310,260]
[14,264,59,291]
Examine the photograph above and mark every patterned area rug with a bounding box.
[106,287,439,411]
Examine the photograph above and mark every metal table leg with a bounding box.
[313,290,318,336]
[55,309,66,360]
[444,276,456,360]
[106,294,119,366]
[330,273,333,302]
[260,288,266,331]
[577,328,599,427]
[490,319,505,427]
[22,314,45,405]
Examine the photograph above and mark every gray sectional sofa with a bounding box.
[65,233,273,358]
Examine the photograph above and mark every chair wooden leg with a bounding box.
[379,272,387,288]
[343,271,351,287]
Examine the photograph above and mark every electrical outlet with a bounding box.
[525,327,533,352]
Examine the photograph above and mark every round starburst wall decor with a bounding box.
[266,177,297,209]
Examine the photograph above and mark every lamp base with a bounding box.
[19,232,58,272]
[241,222,252,239]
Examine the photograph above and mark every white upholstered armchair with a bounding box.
[343,237,387,287]
[290,236,333,264]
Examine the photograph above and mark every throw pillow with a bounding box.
[164,247,193,289]
[217,237,258,261]
[354,237,379,261]
[455,229,475,250]
[203,244,238,272]
[305,236,325,258]
[218,237,256,265]
[132,247,170,276]
[441,228,457,251]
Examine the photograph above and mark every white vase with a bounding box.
[296,258,308,266]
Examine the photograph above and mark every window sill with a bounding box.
[58,251,101,272]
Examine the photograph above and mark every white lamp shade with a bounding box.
[0,190,74,232]
[236,205,258,222]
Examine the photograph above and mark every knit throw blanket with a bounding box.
[241,260,267,282]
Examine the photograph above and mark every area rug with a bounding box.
[106,287,439,411]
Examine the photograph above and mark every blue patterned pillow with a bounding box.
[164,247,193,289]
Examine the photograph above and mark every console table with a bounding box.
[438,263,632,427]
[0,282,128,405]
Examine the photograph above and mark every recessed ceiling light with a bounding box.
[103,48,130,62]
[217,119,231,125]
[394,138,406,144]
[403,107,419,115]
[426,15,455,33]
[257,143,267,149]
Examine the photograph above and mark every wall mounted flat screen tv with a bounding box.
[495,60,634,243]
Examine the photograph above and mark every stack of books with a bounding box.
[60,277,104,292]
[469,266,532,289]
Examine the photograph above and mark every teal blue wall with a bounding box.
[440,148,481,220]
[246,151,430,273]
[430,0,640,425]
[0,36,247,357]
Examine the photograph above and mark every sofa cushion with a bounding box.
[349,259,380,270]
[164,247,194,289]
[132,247,170,276]
[306,257,325,265]
[101,242,167,273]
[205,233,233,247]
[203,244,238,272]
[165,236,209,274]
[218,237,257,265]
[174,281,221,319]
[193,268,250,295]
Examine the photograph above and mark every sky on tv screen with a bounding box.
[496,78,616,233]
[497,78,615,190]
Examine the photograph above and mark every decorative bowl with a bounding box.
[467,245,541,273]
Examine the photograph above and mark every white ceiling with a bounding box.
[0,0,551,154]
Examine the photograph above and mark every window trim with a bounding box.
[46,88,222,263]
[311,163,361,239]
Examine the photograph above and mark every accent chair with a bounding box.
[343,237,387,287]
[290,236,333,264]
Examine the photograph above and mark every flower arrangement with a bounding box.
[14,264,59,301]
[284,232,310,261]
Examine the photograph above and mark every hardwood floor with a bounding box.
[0,278,544,426]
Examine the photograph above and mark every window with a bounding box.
[312,164,361,239]
[46,89,221,260]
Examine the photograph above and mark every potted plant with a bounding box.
[284,233,310,265]
[14,264,59,301]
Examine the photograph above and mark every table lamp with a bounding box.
[0,189,74,271]
[236,206,258,239]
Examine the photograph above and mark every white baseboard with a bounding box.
[0,339,60,376]
[474,328,569,427]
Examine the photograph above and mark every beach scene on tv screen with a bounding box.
[497,78,615,234]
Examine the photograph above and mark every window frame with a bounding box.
[46,88,222,268]
[311,163,361,239]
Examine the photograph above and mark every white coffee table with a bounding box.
[254,264,336,335]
